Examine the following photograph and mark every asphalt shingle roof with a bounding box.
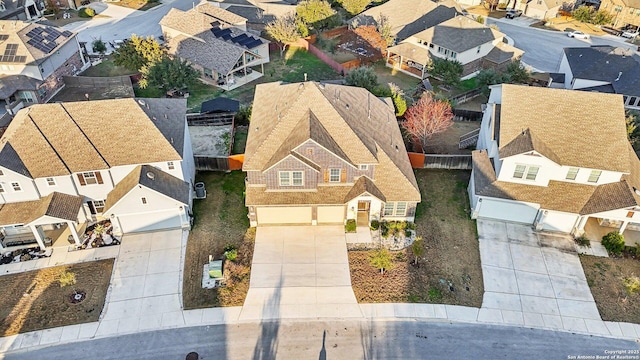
[413,16,502,53]
[0,20,76,66]
[0,192,83,226]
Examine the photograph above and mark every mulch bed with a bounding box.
[0,259,114,336]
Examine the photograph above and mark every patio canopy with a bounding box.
[386,43,432,65]
[0,192,84,227]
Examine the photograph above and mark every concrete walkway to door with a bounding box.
[239,226,362,320]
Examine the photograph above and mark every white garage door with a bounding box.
[257,207,312,225]
[542,211,579,233]
[317,206,345,224]
[478,198,538,225]
[117,211,182,233]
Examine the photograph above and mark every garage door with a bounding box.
[478,198,538,225]
[317,206,345,224]
[542,211,579,233]
[257,207,312,225]
[117,210,182,233]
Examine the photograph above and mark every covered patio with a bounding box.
[385,43,431,79]
[582,217,640,246]
[0,192,86,252]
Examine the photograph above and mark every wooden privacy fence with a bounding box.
[194,154,244,171]
[449,88,481,105]
[408,152,472,170]
[453,109,483,121]
[63,75,134,88]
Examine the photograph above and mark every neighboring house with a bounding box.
[515,0,572,20]
[0,20,87,115]
[386,16,524,79]
[0,0,44,21]
[552,45,640,110]
[600,0,640,29]
[243,81,421,227]
[353,0,462,42]
[0,98,195,251]
[160,3,270,90]
[469,84,640,244]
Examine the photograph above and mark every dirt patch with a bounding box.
[349,170,483,306]
[581,255,640,323]
[183,171,254,309]
[421,121,481,154]
[0,259,114,336]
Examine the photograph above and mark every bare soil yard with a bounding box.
[0,259,114,336]
[422,121,481,154]
[582,255,640,323]
[183,171,254,309]
[349,170,483,306]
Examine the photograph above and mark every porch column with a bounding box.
[67,221,81,246]
[620,220,630,234]
[399,55,403,70]
[261,63,264,75]
[29,225,46,250]
[573,215,588,235]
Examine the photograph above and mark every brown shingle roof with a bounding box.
[499,128,561,164]
[0,99,183,178]
[499,84,629,172]
[345,176,386,202]
[246,186,351,205]
[244,81,420,203]
[0,192,83,226]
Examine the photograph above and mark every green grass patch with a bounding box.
[458,78,478,92]
[81,58,135,77]
[232,127,248,155]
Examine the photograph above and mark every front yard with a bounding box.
[349,170,483,306]
[582,255,640,323]
[0,259,114,336]
[183,171,254,309]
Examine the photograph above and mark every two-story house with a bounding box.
[385,16,524,79]
[243,81,421,227]
[0,0,44,21]
[0,21,87,115]
[600,0,640,29]
[160,3,269,91]
[469,84,640,245]
[0,98,195,251]
[551,45,640,110]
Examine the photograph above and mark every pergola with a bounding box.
[0,192,85,250]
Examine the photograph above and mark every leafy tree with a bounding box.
[369,248,393,275]
[503,60,530,84]
[389,82,406,116]
[266,13,302,59]
[376,14,394,46]
[602,231,625,255]
[296,0,335,29]
[139,57,199,90]
[402,92,454,152]
[411,236,424,266]
[476,69,502,97]
[627,110,640,150]
[572,5,593,23]
[428,58,463,87]
[113,35,165,72]
[591,10,614,25]
[338,0,370,16]
[92,39,106,54]
[476,15,485,24]
[345,66,378,92]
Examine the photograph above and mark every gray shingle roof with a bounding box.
[413,16,502,53]
[136,98,187,157]
[0,192,83,226]
[0,75,40,98]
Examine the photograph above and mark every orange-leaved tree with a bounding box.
[401,92,454,153]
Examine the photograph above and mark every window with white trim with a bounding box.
[395,202,407,216]
[279,171,304,186]
[565,167,579,180]
[525,166,539,181]
[383,202,408,216]
[93,200,105,213]
[83,172,97,185]
[513,165,526,179]
[359,164,368,170]
[11,182,21,191]
[329,168,341,182]
[513,165,539,181]
[167,161,175,170]
[588,170,602,183]
[46,177,56,186]
[384,202,395,216]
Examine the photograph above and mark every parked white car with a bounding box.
[622,30,639,39]
[567,31,590,40]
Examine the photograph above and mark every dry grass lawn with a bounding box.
[111,0,161,11]
[349,170,483,306]
[0,259,114,336]
[183,171,255,309]
[542,16,607,35]
[581,255,640,323]
[422,121,481,154]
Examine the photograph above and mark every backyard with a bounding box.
[0,259,114,336]
[182,171,254,309]
[112,0,161,11]
[348,170,483,306]
[582,255,640,323]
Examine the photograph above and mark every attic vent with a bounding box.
[164,113,168,119]
[138,99,146,106]
[146,171,155,180]
[636,188,640,196]
[345,104,350,110]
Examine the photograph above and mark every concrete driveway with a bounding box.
[240,226,361,320]
[477,220,605,333]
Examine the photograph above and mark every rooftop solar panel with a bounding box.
[221,33,232,40]
[61,30,73,37]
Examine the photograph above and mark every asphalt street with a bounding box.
[3,320,639,360]
[488,17,638,72]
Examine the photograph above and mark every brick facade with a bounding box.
[38,50,84,103]
[601,0,640,28]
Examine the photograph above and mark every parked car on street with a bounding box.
[622,30,639,39]
[601,26,622,36]
[567,31,590,40]
[505,9,523,19]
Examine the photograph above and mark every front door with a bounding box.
[357,201,370,226]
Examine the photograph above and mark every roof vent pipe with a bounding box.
[615,72,622,81]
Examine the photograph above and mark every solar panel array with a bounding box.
[0,43,26,63]
[210,26,263,49]
[24,26,72,54]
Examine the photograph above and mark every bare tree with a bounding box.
[402,92,454,153]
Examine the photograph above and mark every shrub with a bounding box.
[406,222,416,230]
[574,235,591,248]
[623,276,640,294]
[78,7,95,17]
[234,105,252,126]
[369,248,393,274]
[92,39,106,54]
[59,271,77,287]
[405,229,412,237]
[223,244,237,252]
[345,66,378,92]
[476,15,485,24]
[370,220,380,231]
[225,249,238,261]
[428,58,463,87]
[345,219,357,232]
[428,287,442,301]
[602,231,625,255]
